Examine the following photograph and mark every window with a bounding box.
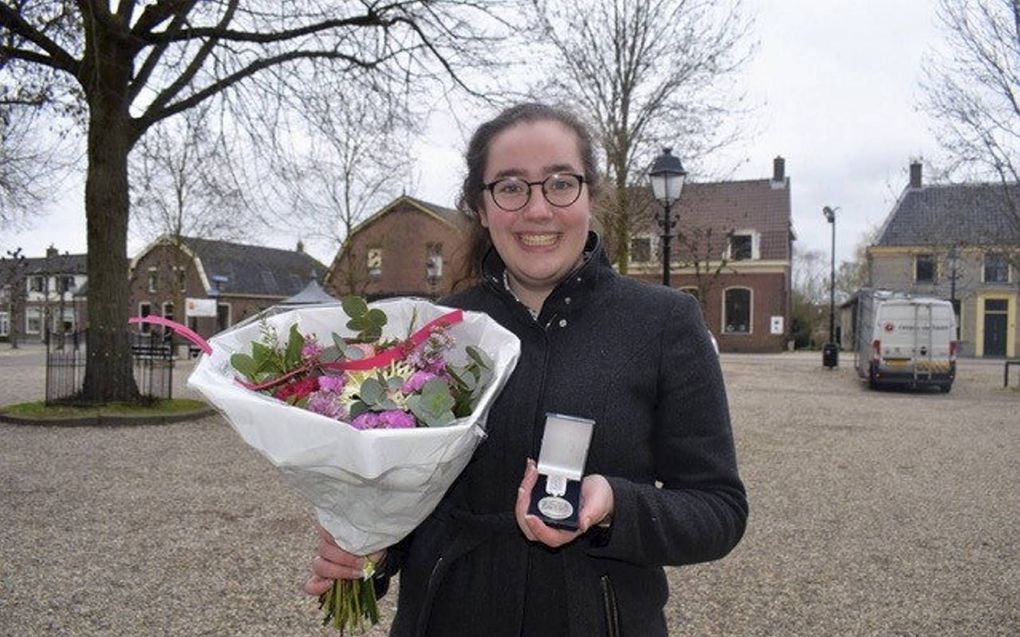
[138,303,151,334]
[983,253,1009,283]
[25,307,41,334]
[28,276,44,293]
[217,303,231,333]
[147,268,158,293]
[729,234,753,260]
[162,302,174,341]
[425,243,444,284]
[630,237,653,264]
[59,276,76,293]
[0,310,8,337]
[173,265,187,292]
[723,288,752,334]
[367,248,383,279]
[914,254,935,283]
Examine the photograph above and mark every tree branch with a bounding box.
[128,0,206,104]
[0,5,80,74]
[135,48,392,135]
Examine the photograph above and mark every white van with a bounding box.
[853,290,957,392]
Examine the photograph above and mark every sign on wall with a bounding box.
[186,298,218,318]
[770,316,784,335]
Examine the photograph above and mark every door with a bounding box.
[983,299,1008,358]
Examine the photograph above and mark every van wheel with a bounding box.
[939,383,952,393]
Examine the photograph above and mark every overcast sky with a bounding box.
[4,0,947,270]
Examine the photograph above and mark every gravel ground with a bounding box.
[1,351,1017,636]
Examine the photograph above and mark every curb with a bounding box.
[0,408,217,428]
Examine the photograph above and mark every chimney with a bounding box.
[909,160,922,189]
[296,239,305,254]
[772,156,785,182]
[45,244,59,259]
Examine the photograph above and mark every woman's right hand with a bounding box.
[303,523,386,596]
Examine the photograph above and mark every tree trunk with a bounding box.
[80,28,140,403]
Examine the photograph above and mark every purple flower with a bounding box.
[307,391,347,420]
[350,409,417,430]
[301,338,323,359]
[317,375,346,393]
[401,370,437,394]
[350,412,381,430]
[378,410,416,429]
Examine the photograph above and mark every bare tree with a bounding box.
[1,1,510,403]
[276,92,415,295]
[674,226,735,317]
[530,0,754,271]
[920,0,1020,241]
[791,247,829,348]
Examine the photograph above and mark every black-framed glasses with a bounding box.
[482,173,586,212]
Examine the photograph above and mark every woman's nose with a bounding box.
[520,185,554,220]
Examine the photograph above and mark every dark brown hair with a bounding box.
[452,103,600,288]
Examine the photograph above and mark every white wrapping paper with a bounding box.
[188,298,520,554]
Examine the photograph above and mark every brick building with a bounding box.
[621,158,794,353]
[129,236,327,344]
[326,163,793,353]
[325,196,473,299]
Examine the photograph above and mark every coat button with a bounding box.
[564,297,572,304]
[558,319,567,328]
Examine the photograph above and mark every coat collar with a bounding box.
[480,231,615,325]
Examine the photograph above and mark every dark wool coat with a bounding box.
[384,233,748,637]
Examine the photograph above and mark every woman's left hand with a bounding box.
[514,458,615,548]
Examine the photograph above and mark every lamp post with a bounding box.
[822,206,838,368]
[947,245,960,340]
[648,148,687,287]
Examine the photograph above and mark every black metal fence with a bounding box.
[44,330,176,404]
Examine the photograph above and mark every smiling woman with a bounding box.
[304,103,748,637]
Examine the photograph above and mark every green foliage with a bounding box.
[407,378,456,427]
[447,345,494,417]
[341,295,387,343]
[230,321,309,380]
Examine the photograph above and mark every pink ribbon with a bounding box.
[128,315,213,354]
[128,308,465,390]
[321,309,464,371]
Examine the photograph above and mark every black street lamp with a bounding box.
[648,148,687,287]
[822,206,838,368]
[947,245,960,340]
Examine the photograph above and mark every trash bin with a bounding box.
[822,342,839,368]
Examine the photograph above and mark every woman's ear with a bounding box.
[478,207,490,228]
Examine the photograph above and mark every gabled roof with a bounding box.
[875,183,1020,247]
[626,177,793,260]
[347,195,469,241]
[0,253,88,277]
[179,237,327,298]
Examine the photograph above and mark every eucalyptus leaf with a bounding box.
[365,308,388,327]
[349,401,370,419]
[466,346,492,370]
[360,378,384,404]
[344,345,365,360]
[341,295,368,319]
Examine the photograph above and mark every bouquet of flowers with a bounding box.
[181,296,520,633]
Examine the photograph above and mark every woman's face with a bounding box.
[479,119,591,299]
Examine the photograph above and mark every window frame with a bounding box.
[982,253,1010,284]
[629,235,654,265]
[914,253,936,283]
[726,230,760,261]
[722,286,753,335]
